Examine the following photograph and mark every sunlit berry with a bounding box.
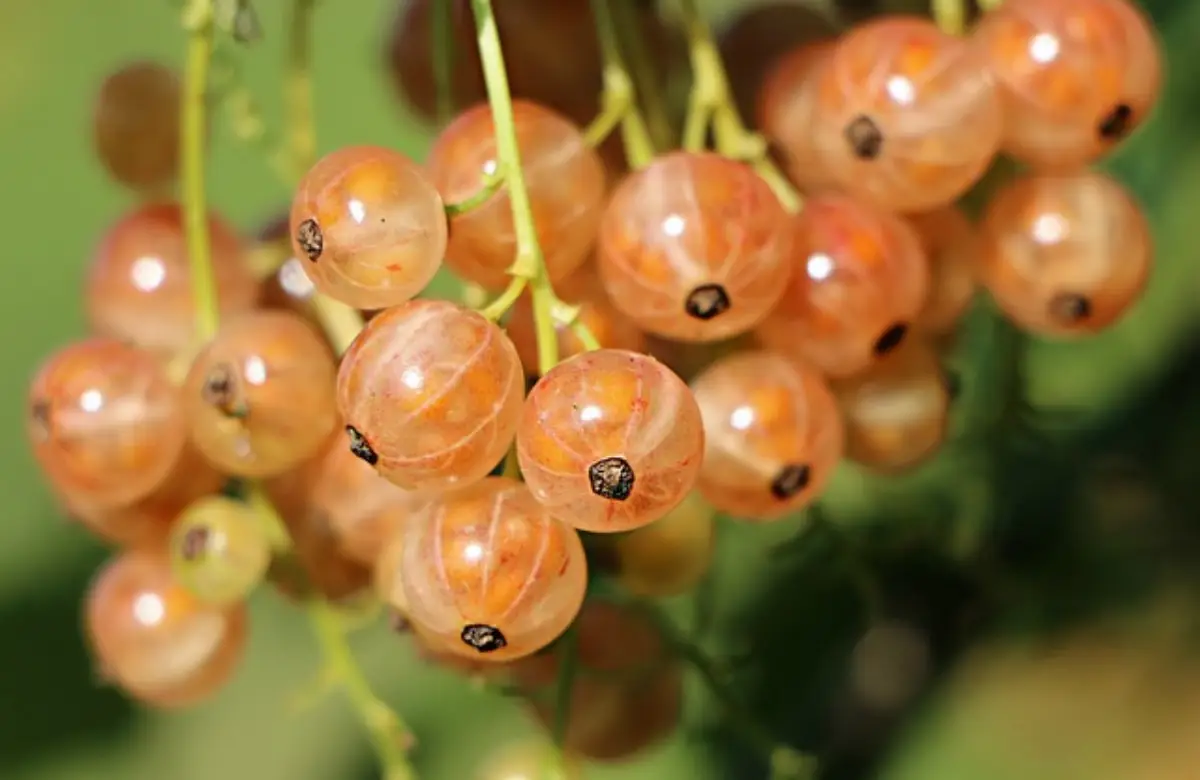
[692,351,844,520]
[426,101,606,291]
[758,40,840,194]
[908,206,979,335]
[517,349,705,533]
[183,312,338,478]
[337,300,525,491]
[977,170,1152,337]
[973,0,1163,169]
[598,152,794,342]
[757,193,930,378]
[85,548,247,707]
[832,339,950,472]
[86,203,257,356]
[811,16,1003,212]
[169,496,271,607]
[28,338,186,509]
[399,477,588,661]
[93,61,183,192]
[289,145,448,310]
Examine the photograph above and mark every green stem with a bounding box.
[445,172,505,217]
[589,0,656,167]
[931,0,966,34]
[285,0,317,179]
[480,277,527,322]
[181,1,219,341]
[469,0,559,375]
[431,0,454,124]
[611,0,674,152]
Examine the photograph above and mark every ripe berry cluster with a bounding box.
[24,0,1163,775]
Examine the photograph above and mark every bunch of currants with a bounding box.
[24,0,1163,773]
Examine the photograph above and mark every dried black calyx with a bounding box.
[844,115,884,160]
[179,526,211,561]
[201,363,242,416]
[940,367,962,400]
[296,218,324,262]
[685,283,732,321]
[345,425,379,466]
[387,608,411,634]
[1098,103,1133,140]
[588,456,636,501]
[1049,293,1091,323]
[873,322,908,356]
[461,623,507,653]
[771,464,811,500]
[29,399,50,441]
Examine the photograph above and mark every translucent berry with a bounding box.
[758,40,840,194]
[609,490,716,598]
[974,0,1163,169]
[86,203,257,356]
[28,338,186,509]
[93,61,183,191]
[977,170,1152,337]
[184,312,338,477]
[426,101,606,290]
[169,496,271,606]
[598,152,794,342]
[337,300,525,490]
[908,206,979,335]
[757,193,930,378]
[511,601,683,761]
[289,145,448,310]
[270,507,374,604]
[810,16,1003,212]
[692,351,844,520]
[85,548,247,707]
[506,266,647,378]
[253,213,320,324]
[399,477,588,661]
[833,339,950,472]
[517,349,705,533]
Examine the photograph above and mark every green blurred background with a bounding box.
[5,0,1200,778]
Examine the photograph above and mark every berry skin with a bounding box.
[85,548,247,707]
[810,16,1003,212]
[517,349,705,533]
[908,206,979,336]
[692,351,844,520]
[973,0,1163,170]
[399,477,588,662]
[169,496,271,607]
[505,265,648,379]
[268,495,374,604]
[609,490,716,598]
[758,40,840,194]
[598,152,794,343]
[338,299,525,491]
[832,339,951,472]
[757,193,931,378]
[184,312,339,478]
[254,213,321,325]
[93,61,183,192]
[86,203,257,357]
[28,338,186,509]
[426,101,606,291]
[289,145,448,310]
[977,170,1152,337]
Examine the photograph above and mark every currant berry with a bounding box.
[810,16,1003,212]
[610,490,716,598]
[692,351,844,520]
[28,338,186,509]
[399,477,588,661]
[269,500,374,604]
[85,548,247,707]
[289,145,448,310]
[93,62,183,192]
[385,0,485,120]
[977,170,1152,337]
[757,193,931,378]
[183,311,338,478]
[337,300,525,490]
[758,40,840,194]
[426,101,606,290]
[974,0,1163,169]
[833,339,950,472]
[169,496,271,607]
[908,206,979,335]
[505,266,648,378]
[86,203,257,356]
[517,349,705,533]
[254,213,320,323]
[598,152,794,342]
[511,601,683,761]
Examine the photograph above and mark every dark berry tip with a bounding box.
[201,363,241,415]
[296,218,324,262]
[844,115,884,160]
[684,283,732,321]
[771,463,811,500]
[1098,103,1134,140]
[179,526,210,561]
[1048,293,1091,323]
[29,399,50,440]
[588,456,636,501]
[873,322,909,356]
[345,425,379,466]
[461,623,507,653]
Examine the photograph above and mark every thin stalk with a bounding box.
[181,1,219,341]
[589,0,656,167]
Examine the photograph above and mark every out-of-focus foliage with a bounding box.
[2,0,1199,779]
